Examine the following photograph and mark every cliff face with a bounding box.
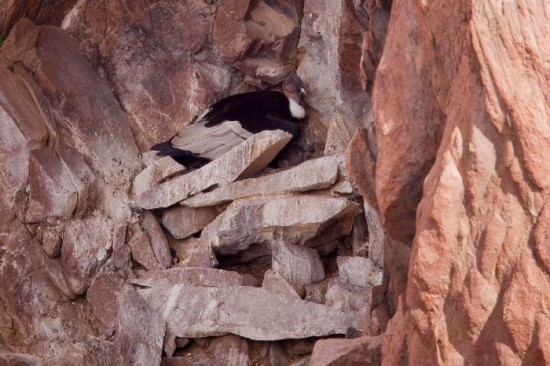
[0,1,377,365]
[348,0,550,364]
[2,0,549,365]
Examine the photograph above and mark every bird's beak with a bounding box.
[300,88,306,96]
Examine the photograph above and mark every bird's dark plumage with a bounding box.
[151,78,306,169]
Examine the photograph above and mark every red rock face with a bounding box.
[348,0,550,364]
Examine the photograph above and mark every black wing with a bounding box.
[202,91,294,128]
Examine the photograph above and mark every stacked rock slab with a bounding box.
[127,131,381,360]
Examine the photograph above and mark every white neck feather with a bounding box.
[288,98,306,119]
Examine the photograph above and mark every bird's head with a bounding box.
[282,72,306,104]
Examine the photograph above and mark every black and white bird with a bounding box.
[151,73,307,168]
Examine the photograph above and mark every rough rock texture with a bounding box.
[112,285,164,366]
[133,156,186,196]
[134,130,292,209]
[182,155,339,207]
[272,241,325,294]
[0,0,77,36]
[297,0,372,154]
[61,0,305,150]
[310,335,382,366]
[337,256,382,287]
[161,206,219,240]
[0,17,140,364]
[347,0,550,365]
[61,216,111,295]
[137,280,361,340]
[3,18,141,186]
[0,1,385,364]
[202,195,359,255]
[262,269,301,299]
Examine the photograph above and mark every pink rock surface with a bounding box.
[348,0,550,364]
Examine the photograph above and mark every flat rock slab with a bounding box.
[131,267,243,288]
[202,195,360,255]
[136,282,361,341]
[133,156,186,196]
[182,156,339,207]
[161,206,219,240]
[134,130,292,209]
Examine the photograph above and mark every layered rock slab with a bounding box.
[136,280,361,340]
[134,130,292,209]
[202,195,360,255]
[182,155,339,207]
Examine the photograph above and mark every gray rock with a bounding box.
[128,230,160,271]
[262,270,301,299]
[161,206,219,239]
[202,195,360,255]
[309,336,383,366]
[272,242,325,295]
[304,280,329,305]
[133,156,186,196]
[364,203,385,269]
[136,282,361,340]
[112,285,164,365]
[325,278,371,312]
[61,216,112,295]
[337,256,383,287]
[141,211,172,269]
[163,332,177,357]
[170,237,218,268]
[26,145,96,223]
[131,267,243,288]
[182,156,339,208]
[332,180,355,195]
[134,130,292,209]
